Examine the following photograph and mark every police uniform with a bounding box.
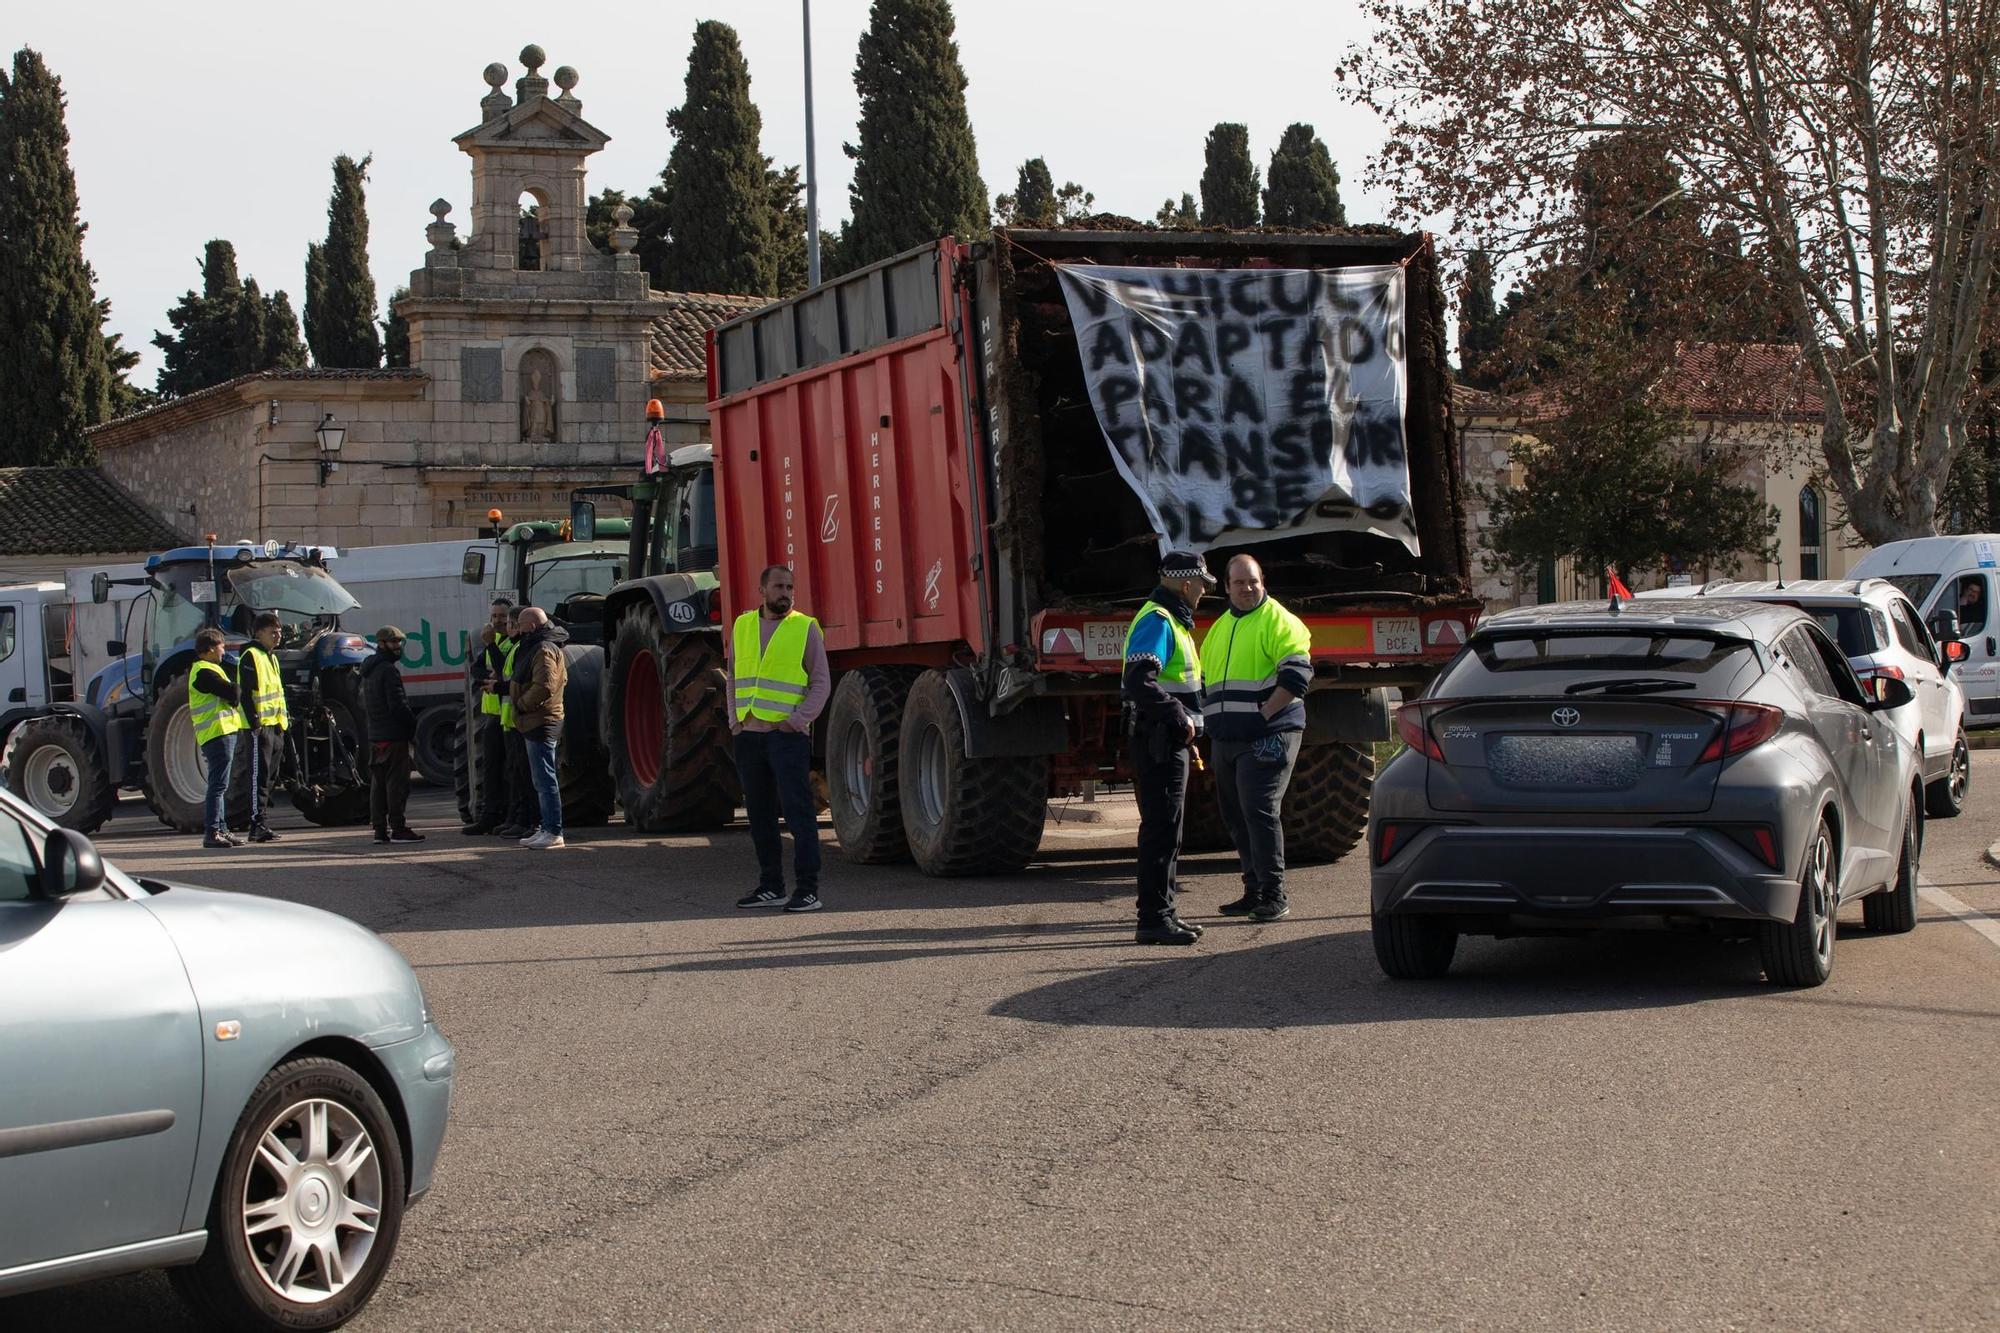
[1122,552,1215,945]
[1199,589,1313,920]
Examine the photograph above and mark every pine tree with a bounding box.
[1199,123,1260,229]
[659,21,776,295]
[1262,123,1345,227]
[100,301,155,417]
[996,158,1056,226]
[153,240,302,397]
[1456,250,1504,389]
[1155,193,1199,228]
[843,0,988,267]
[303,154,381,367]
[381,285,411,368]
[0,48,111,464]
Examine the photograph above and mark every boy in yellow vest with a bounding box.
[728,565,831,912]
[188,628,246,850]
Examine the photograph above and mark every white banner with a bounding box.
[1056,263,1416,554]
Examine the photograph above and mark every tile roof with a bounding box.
[1463,343,1823,425]
[647,291,768,382]
[0,467,187,555]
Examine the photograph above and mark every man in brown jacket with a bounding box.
[509,606,570,849]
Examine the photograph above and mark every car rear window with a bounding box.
[1799,606,1882,656]
[1439,631,1756,695]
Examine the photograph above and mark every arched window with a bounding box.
[516,190,546,271]
[1798,485,1822,580]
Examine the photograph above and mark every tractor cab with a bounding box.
[491,517,631,645]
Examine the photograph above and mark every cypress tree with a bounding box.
[259,286,306,370]
[997,158,1055,226]
[303,154,381,367]
[660,21,775,295]
[1155,193,1198,228]
[1199,123,1260,229]
[1262,123,1345,227]
[0,48,110,464]
[381,285,411,368]
[1456,250,1504,389]
[768,163,809,297]
[843,0,988,267]
[153,240,303,397]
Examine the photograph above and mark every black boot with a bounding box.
[1250,895,1291,923]
[1169,912,1205,937]
[1136,916,1199,946]
[1218,893,1257,916]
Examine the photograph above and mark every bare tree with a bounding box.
[1337,0,2000,543]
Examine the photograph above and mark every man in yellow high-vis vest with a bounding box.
[463,598,515,835]
[728,565,831,912]
[188,627,246,850]
[1123,550,1216,946]
[233,610,288,843]
[1198,554,1313,922]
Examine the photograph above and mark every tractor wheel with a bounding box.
[293,670,371,828]
[5,716,114,832]
[1281,742,1375,865]
[824,667,921,863]
[143,676,209,833]
[603,608,737,831]
[898,670,1048,877]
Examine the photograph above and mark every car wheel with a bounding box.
[1371,911,1458,979]
[1758,820,1837,987]
[169,1057,406,1332]
[1924,729,1969,819]
[1863,789,1921,935]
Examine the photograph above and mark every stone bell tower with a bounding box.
[398,45,658,466]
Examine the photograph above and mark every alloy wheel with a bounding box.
[240,1098,384,1304]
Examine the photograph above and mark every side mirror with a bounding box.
[1864,674,1915,710]
[1944,639,1969,664]
[40,827,105,898]
[1930,609,1963,642]
[90,572,111,605]
[571,499,597,544]
[106,639,127,656]
[461,549,486,585]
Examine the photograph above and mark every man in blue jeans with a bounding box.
[188,628,244,850]
[509,606,569,850]
[728,566,831,912]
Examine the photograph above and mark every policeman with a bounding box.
[235,610,288,843]
[1123,551,1216,945]
[1199,553,1312,922]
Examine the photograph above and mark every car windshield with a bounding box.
[1441,630,1756,696]
[1881,573,1939,608]
[226,562,358,617]
[526,546,624,606]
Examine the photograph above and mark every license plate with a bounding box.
[1487,734,1643,790]
[1084,621,1127,661]
[1372,617,1421,655]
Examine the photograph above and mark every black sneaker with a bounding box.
[202,832,235,850]
[373,831,391,845]
[1249,899,1291,922]
[460,821,497,835]
[390,828,426,843]
[785,890,823,913]
[1218,895,1257,916]
[495,823,532,839]
[248,825,278,844]
[1136,918,1199,946]
[737,887,787,909]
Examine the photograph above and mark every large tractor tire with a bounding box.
[603,608,737,832]
[1282,742,1374,865]
[292,669,371,828]
[898,670,1048,877]
[143,675,210,833]
[1181,742,1233,853]
[5,716,114,832]
[824,667,921,863]
[559,736,617,828]
[411,705,461,788]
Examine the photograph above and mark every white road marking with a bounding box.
[1918,876,2000,952]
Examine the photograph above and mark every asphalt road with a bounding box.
[9,762,2000,1331]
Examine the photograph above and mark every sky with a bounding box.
[15,0,1408,382]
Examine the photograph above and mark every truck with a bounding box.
[1,541,374,832]
[588,225,1482,876]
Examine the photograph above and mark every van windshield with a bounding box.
[1881,574,1939,608]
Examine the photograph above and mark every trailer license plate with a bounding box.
[1084,622,1127,661]
[1372,617,1420,655]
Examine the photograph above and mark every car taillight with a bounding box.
[1377,822,1410,864]
[1697,703,1782,763]
[1719,824,1783,870]
[1857,664,1905,681]
[1394,702,1444,760]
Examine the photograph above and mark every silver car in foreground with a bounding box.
[1370,600,1923,987]
[0,786,453,1330]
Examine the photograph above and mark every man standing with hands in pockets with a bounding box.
[729,565,831,913]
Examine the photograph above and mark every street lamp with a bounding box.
[316,413,346,486]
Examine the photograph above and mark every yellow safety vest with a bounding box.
[189,659,247,745]
[1198,596,1313,724]
[244,645,287,730]
[1124,600,1205,729]
[731,610,817,723]
[481,635,512,717]
[498,639,519,728]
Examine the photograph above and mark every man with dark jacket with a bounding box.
[1198,554,1313,921]
[509,606,569,849]
[462,598,514,835]
[361,626,424,844]
[230,610,288,843]
[495,607,537,838]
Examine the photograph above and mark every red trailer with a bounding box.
[707,227,1481,876]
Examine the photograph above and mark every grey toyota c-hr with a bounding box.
[1369,599,1924,987]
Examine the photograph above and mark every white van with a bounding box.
[1849,535,2000,726]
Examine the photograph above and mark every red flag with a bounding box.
[1607,568,1634,601]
